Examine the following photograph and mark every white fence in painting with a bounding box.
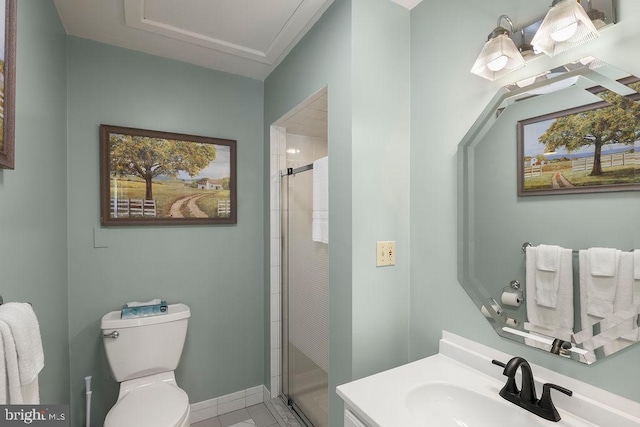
[111,199,157,218]
[572,152,638,172]
[217,199,231,217]
[524,158,546,178]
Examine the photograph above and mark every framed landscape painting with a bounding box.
[100,125,237,225]
[0,0,16,169]
[517,92,640,196]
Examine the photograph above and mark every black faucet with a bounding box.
[550,338,572,355]
[492,357,573,422]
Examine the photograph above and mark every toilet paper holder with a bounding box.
[502,280,524,306]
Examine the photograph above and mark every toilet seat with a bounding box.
[104,382,189,427]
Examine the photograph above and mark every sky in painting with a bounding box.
[177,144,231,180]
[522,118,635,158]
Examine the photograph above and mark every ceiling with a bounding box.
[53,0,423,81]
[275,88,327,138]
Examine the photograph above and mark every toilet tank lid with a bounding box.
[101,303,190,329]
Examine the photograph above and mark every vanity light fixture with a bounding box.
[531,0,600,57]
[471,1,614,82]
[471,15,526,81]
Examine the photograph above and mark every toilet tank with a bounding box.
[101,303,190,382]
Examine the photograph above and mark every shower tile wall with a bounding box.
[269,128,328,400]
[270,126,286,398]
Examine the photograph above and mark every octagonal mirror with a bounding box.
[458,57,640,364]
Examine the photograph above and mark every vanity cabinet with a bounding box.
[344,409,368,427]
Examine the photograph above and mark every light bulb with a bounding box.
[487,55,508,72]
[516,76,538,88]
[550,22,578,42]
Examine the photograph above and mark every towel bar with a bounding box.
[522,242,635,254]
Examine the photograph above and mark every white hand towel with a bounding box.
[0,323,7,404]
[590,247,617,277]
[537,244,561,272]
[582,248,620,318]
[0,303,44,386]
[526,246,574,332]
[312,156,329,244]
[0,320,24,403]
[534,246,563,308]
[599,252,639,355]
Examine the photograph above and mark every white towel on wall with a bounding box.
[312,156,329,244]
[0,303,43,404]
[590,247,617,277]
[0,320,25,403]
[599,252,640,356]
[537,244,561,272]
[535,244,562,308]
[525,246,574,336]
[581,248,620,318]
[0,324,7,404]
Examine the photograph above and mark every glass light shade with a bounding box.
[531,0,600,57]
[471,33,526,81]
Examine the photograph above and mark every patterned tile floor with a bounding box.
[191,403,280,427]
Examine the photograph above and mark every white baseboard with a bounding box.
[189,385,268,423]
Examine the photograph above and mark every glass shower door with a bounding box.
[281,170,329,427]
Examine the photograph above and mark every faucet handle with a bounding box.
[491,359,506,368]
[538,383,573,422]
[491,359,519,395]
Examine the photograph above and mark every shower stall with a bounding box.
[270,87,328,426]
[280,160,329,427]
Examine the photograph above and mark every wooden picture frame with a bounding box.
[517,88,640,196]
[0,0,16,169]
[100,125,237,225]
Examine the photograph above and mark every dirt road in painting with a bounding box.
[170,194,208,218]
[551,172,575,189]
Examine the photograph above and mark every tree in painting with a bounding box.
[110,134,217,200]
[539,84,640,176]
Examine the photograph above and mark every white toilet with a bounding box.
[101,303,191,427]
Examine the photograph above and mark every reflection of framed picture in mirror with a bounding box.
[517,95,640,196]
[100,125,237,226]
[0,0,16,169]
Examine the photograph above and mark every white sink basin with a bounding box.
[337,332,640,427]
[405,382,548,427]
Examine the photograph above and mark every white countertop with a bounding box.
[336,331,640,427]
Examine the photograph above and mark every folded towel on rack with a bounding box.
[590,247,617,277]
[534,245,565,308]
[0,303,44,388]
[526,246,574,333]
[0,322,7,403]
[0,319,36,404]
[526,245,570,308]
[312,156,329,244]
[599,252,640,355]
[580,248,621,318]
[537,244,561,272]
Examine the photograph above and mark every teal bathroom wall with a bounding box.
[351,0,411,381]
[66,38,265,425]
[410,0,640,403]
[264,2,352,425]
[265,0,410,424]
[0,0,70,403]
